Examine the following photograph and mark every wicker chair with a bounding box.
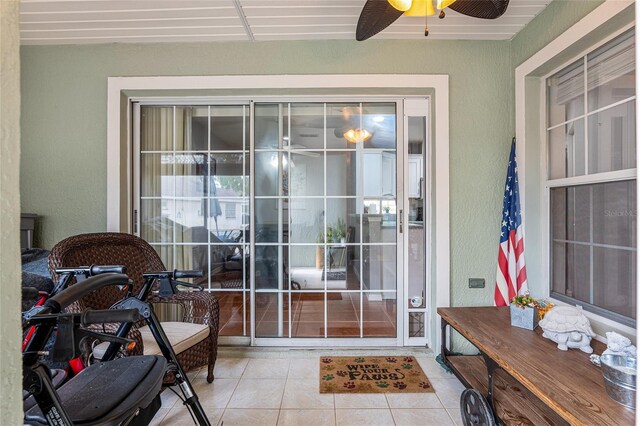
[49,232,219,383]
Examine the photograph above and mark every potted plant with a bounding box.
[509,292,553,330]
[335,218,347,244]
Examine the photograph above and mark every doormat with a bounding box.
[319,356,433,393]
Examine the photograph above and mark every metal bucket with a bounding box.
[600,354,636,409]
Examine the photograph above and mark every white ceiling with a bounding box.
[20,0,552,45]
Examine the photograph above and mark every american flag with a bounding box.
[494,138,528,306]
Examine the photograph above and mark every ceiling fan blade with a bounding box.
[448,0,509,19]
[356,0,404,41]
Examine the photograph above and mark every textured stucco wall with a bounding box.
[510,0,604,69]
[0,0,23,423]
[21,39,513,312]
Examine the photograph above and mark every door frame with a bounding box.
[108,74,450,349]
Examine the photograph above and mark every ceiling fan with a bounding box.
[356,0,510,41]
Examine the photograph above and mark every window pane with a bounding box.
[593,247,636,319]
[588,100,636,174]
[547,60,585,128]
[141,199,173,243]
[326,103,361,149]
[175,107,208,151]
[210,106,246,151]
[255,245,287,290]
[362,293,396,337]
[215,292,248,336]
[289,152,324,197]
[291,292,325,337]
[255,292,290,337]
[587,29,635,112]
[592,180,637,247]
[141,153,173,197]
[363,103,397,150]
[173,153,208,198]
[255,104,285,149]
[290,198,324,244]
[255,151,287,197]
[327,151,357,196]
[327,292,360,337]
[548,119,585,179]
[141,106,173,151]
[254,199,286,243]
[551,242,591,302]
[290,103,324,149]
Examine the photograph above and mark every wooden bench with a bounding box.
[438,307,635,425]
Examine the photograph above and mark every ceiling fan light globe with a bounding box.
[344,128,373,144]
[437,0,457,10]
[387,0,412,12]
[404,0,435,16]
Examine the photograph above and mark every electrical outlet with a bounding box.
[469,278,485,289]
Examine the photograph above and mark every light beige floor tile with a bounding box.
[335,409,394,426]
[191,378,239,408]
[385,392,443,409]
[159,406,223,425]
[220,409,279,426]
[447,407,464,426]
[430,378,466,409]
[149,407,170,426]
[243,358,291,379]
[281,379,334,409]
[187,367,201,381]
[391,408,455,426]
[415,356,453,379]
[288,358,320,379]
[209,358,249,379]
[277,409,336,426]
[334,393,389,409]
[160,388,181,408]
[227,379,286,409]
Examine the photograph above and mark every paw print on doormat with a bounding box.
[393,382,407,390]
[343,381,356,389]
[336,370,347,377]
[321,358,333,364]
[354,357,365,363]
[403,357,414,362]
[376,381,389,388]
[322,374,334,381]
[418,381,431,389]
[385,357,397,363]
[401,363,413,370]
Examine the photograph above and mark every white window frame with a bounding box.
[515,0,636,339]
[106,74,450,349]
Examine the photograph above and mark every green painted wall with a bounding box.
[510,0,604,68]
[1,0,23,422]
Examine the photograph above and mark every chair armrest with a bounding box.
[149,291,220,329]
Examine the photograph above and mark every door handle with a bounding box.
[419,178,423,199]
[399,209,403,234]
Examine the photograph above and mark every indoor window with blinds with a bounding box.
[546,27,637,327]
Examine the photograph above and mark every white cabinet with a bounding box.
[363,152,396,197]
[363,152,381,196]
[381,152,396,196]
[407,155,423,198]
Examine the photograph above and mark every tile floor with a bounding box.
[150,352,466,426]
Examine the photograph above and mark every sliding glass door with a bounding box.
[253,102,399,340]
[134,98,428,346]
[136,104,251,339]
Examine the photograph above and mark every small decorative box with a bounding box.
[510,304,539,330]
